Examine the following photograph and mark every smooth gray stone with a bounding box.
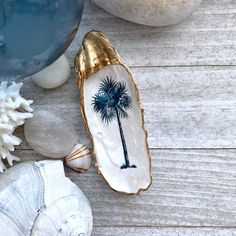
[92,0,202,26]
[24,110,74,158]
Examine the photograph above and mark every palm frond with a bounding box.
[99,76,118,94]
[100,107,116,123]
[92,77,132,123]
[115,82,127,99]
[92,92,109,113]
[117,106,129,119]
[119,94,132,110]
[92,91,116,124]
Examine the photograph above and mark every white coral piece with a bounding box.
[0,81,33,172]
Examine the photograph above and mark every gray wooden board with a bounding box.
[15,65,236,149]
[66,0,236,67]
[92,227,236,236]
[1,0,236,235]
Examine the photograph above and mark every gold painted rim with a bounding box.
[74,30,152,195]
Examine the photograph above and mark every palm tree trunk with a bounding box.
[115,108,130,168]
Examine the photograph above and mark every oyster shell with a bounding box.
[0,160,93,235]
[75,31,151,194]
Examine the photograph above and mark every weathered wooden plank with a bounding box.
[19,66,236,105]
[1,0,235,234]
[16,149,236,227]
[66,0,236,67]
[13,66,236,149]
[92,227,236,236]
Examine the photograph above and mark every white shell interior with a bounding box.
[0,161,93,236]
[92,0,202,26]
[83,64,151,194]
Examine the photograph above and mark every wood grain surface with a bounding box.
[3,0,236,235]
[92,227,236,236]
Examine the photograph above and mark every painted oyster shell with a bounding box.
[92,0,202,26]
[0,160,93,235]
[65,144,92,173]
[75,31,152,194]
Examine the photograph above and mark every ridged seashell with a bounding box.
[74,31,152,194]
[0,160,93,236]
[65,144,92,173]
[0,81,33,172]
[92,0,202,26]
[24,110,75,158]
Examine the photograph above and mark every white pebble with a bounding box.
[32,54,70,89]
[24,110,75,158]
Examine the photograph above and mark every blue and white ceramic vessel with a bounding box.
[0,0,83,79]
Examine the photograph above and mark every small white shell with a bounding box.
[32,54,70,89]
[65,144,92,173]
[0,160,93,236]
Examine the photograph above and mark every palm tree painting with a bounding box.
[92,77,137,169]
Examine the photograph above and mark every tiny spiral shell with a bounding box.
[65,144,92,173]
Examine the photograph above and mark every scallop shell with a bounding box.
[92,0,202,26]
[65,144,92,173]
[74,31,152,194]
[0,160,93,236]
